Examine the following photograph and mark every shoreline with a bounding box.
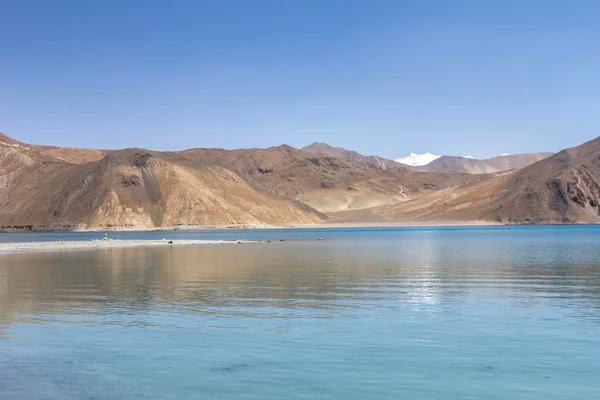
[0,239,254,254]
[286,221,501,229]
[85,221,502,232]
[1,220,598,236]
[1,221,502,234]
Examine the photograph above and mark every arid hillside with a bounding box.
[0,134,324,231]
[418,153,553,174]
[300,141,552,176]
[2,132,600,229]
[301,142,401,170]
[178,145,487,213]
[0,133,109,165]
[32,144,110,164]
[364,137,600,223]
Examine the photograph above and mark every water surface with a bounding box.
[1,226,599,399]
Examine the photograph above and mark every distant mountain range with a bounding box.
[302,142,553,175]
[372,136,600,224]
[301,142,401,170]
[418,153,554,174]
[394,152,553,174]
[1,132,599,230]
[395,152,441,166]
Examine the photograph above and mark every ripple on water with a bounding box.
[1,226,600,399]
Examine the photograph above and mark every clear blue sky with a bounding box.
[1,0,599,159]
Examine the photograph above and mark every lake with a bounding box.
[1,226,599,399]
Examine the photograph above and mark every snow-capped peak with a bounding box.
[463,155,475,159]
[395,152,441,167]
[500,153,510,156]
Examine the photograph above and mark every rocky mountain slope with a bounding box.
[0,134,324,231]
[366,137,600,223]
[418,153,553,174]
[302,142,552,175]
[301,142,400,170]
[2,132,599,229]
[32,144,110,164]
[178,145,487,213]
[0,133,109,165]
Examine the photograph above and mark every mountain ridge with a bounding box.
[0,135,325,231]
[301,141,553,175]
[418,153,553,174]
[2,132,600,229]
[301,142,402,170]
[362,137,600,224]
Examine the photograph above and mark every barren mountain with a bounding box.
[178,145,487,213]
[301,142,401,170]
[0,134,62,176]
[0,135,324,231]
[365,137,600,223]
[3,132,599,229]
[302,142,551,175]
[32,144,110,164]
[0,133,109,165]
[419,153,553,174]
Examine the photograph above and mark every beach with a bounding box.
[289,221,500,229]
[0,239,253,254]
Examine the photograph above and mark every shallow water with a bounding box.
[1,226,599,399]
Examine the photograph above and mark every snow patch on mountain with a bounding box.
[395,152,441,167]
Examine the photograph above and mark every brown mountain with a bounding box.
[301,142,552,175]
[178,145,487,213]
[418,153,553,174]
[32,144,110,164]
[0,133,109,165]
[367,137,600,223]
[3,134,483,231]
[0,134,324,231]
[301,142,401,170]
[2,132,599,229]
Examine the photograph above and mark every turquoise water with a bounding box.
[1,226,599,399]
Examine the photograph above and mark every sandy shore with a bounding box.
[73,221,500,232]
[289,221,501,229]
[0,239,252,254]
[73,223,279,232]
[1,221,503,235]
